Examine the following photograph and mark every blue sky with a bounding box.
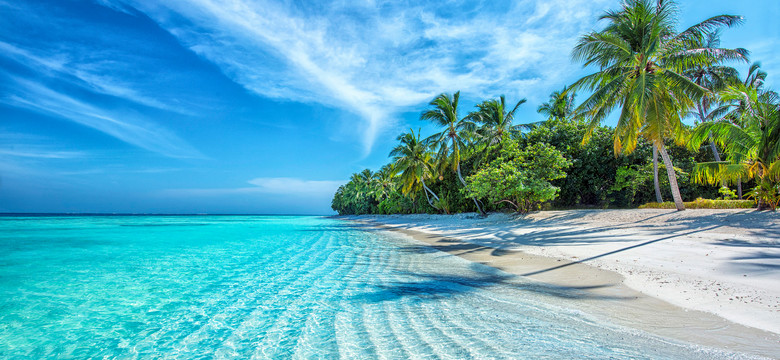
[1,0,778,214]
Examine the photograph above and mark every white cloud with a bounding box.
[247,177,343,195]
[0,148,85,159]
[3,77,203,159]
[164,177,343,197]
[109,0,612,153]
[0,41,194,115]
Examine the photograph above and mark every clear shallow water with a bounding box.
[0,215,744,359]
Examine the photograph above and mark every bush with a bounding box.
[639,198,756,209]
[465,140,571,213]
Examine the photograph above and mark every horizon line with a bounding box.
[0,212,334,217]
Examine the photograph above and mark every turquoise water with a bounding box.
[0,215,740,359]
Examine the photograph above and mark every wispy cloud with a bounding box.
[2,77,203,159]
[246,177,343,195]
[56,167,185,176]
[0,148,85,159]
[164,177,343,197]
[0,41,194,115]
[108,0,610,153]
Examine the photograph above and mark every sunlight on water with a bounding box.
[0,216,746,359]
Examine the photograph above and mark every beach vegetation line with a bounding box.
[331,0,779,215]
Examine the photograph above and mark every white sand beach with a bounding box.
[348,209,780,356]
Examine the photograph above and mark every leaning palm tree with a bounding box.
[571,0,744,211]
[420,91,485,215]
[468,95,528,155]
[390,129,442,212]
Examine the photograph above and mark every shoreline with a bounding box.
[344,209,780,358]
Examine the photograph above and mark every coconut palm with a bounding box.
[683,30,748,163]
[571,0,744,210]
[537,86,576,122]
[345,169,375,214]
[420,91,485,215]
[371,164,398,202]
[690,84,780,209]
[390,129,442,212]
[743,62,767,89]
[468,95,528,160]
[695,62,768,198]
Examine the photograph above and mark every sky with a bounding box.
[1,0,778,214]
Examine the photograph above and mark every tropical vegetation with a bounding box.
[332,0,779,215]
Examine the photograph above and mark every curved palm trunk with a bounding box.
[653,144,663,203]
[657,143,685,211]
[451,136,486,215]
[420,178,441,211]
[457,162,486,215]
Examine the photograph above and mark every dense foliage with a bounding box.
[465,141,570,213]
[332,0,779,215]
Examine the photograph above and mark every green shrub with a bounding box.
[718,187,738,200]
[639,198,756,209]
[464,141,571,213]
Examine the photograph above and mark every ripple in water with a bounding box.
[0,216,752,359]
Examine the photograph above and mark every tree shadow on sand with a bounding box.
[352,264,632,304]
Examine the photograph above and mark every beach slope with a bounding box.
[347,209,780,355]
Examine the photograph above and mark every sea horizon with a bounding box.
[0,213,333,217]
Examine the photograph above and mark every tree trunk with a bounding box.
[420,178,440,210]
[657,143,685,211]
[457,162,486,215]
[756,169,765,210]
[709,142,722,162]
[709,141,726,188]
[737,178,742,200]
[653,144,663,203]
[699,103,725,187]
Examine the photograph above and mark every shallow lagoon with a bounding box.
[0,216,746,359]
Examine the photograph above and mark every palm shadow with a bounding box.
[353,264,632,304]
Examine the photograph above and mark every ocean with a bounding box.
[0,215,738,359]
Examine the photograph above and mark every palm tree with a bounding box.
[371,164,397,202]
[420,91,485,215]
[537,86,576,122]
[690,84,780,209]
[390,129,442,212]
[695,62,768,198]
[345,169,375,214]
[571,0,744,210]
[743,62,767,89]
[468,95,528,153]
[683,30,748,164]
